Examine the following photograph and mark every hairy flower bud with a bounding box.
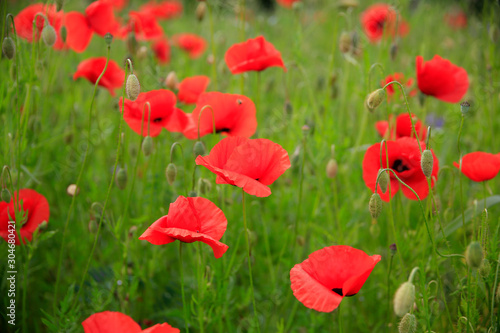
[2,37,15,60]
[1,188,11,202]
[193,141,206,157]
[142,136,153,156]
[377,169,389,193]
[326,159,338,178]
[398,313,417,333]
[394,282,415,317]
[366,89,386,110]
[166,163,177,185]
[369,193,383,219]
[115,168,128,190]
[126,74,140,101]
[41,24,57,47]
[420,149,433,178]
[466,241,484,269]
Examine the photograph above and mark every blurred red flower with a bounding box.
[290,245,381,312]
[375,113,427,141]
[139,196,228,258]
[416,55,469,103]
[73,57,125,96]
[0,189,49,245]
[172,33,207,59]
[119,90,189,137]
[224,36,287,74]
[139,1,183,20]
[122,11,163,41]
[276,0,301,9]
[362,137,439,201]
[152,37,171,64]
[196,137,291,197]
[445,10,467,29]
[101,0,129,11]
[453,152,500,182]
[177,76,211,104]
[83,311,180,333]
[361,4,409,43]
[183,92,256,139]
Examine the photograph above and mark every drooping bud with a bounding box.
[479,258,491,278]
[41,24,57,47]
[460,101,470,115]
[166,163,177,185]
[369,193,383,219]
[126,74,140,101]
[1,188,11,203]
[366,88,386,110]
[193,141,206,157]
[398,313,417,333]
[104,33,113,46]
[420,149,433,178]
[142,136,153,156]
[165,71,178,90]
[2,37,15,60]
[326,159,338,178]
[55,0,64,11]
[196,2,207,21]
[66,184,79,196]
[115,167,128,190]
[365,96,375,113]
[394,281,415,317]
[198,178,212,195]
[377,169,389,193]
[465,241,484,269]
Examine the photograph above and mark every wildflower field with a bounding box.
[1,0,500,332]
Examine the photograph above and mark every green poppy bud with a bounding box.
[466,241,484,269]
[377,169,389,193]
[420,149,433,178]
[196,2,207,21]
[369,193,383,219]
[460,101,470,115]
[91,202,103,221]
[115,168,128,190]
[126,74,140,101]
[142,136,153,156]
[394,281,415,317]
[1,188,12,203]
[166,163,177,185]
[193,141,206,157]
[326,159,338,178]
[398,313,417,333]
[41,24,57,47]
[198,178,212,195]
[479,258,491,278]
[366,88,386,110]
[104,33,113,46]
[2,37,15,60]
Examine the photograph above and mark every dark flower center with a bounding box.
[216,128,231,134]
[153,117,163,123]
[392,159,410,173]
[332,288,356,297]
[376,19,386,30]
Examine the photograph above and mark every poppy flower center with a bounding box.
[216,128,231,134]
[332,288,356,297]
[153,117,163,123]
[391,159,410,173]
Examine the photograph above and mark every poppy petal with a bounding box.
[64,12,93,53]
[85,1,122,37]
[178,76,210,104]
[142,323,181,333]
[454,152,500,182]
[82,311,142,333]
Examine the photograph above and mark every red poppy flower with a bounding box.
[119,90,189,137]
[290,245,381,312]
[380,73,416,100]
[101,0,129,11]
[172,33,207,59]
[182,92,256,140]
[224,36,287,74]
[177,76,210,104]
[360,4,409,43]
[139,1,183,20]
[152,38,171,64]
[453,152,500,182]
[196,137,291,197]
[375,113,427,141]
[416,55,469,103]
[0,189,50,245]
[445,10,467,29]
[122,11,163,41]
[73,57,125,96]
[362,137,439,201]
[276,0,301,9]
[64,12,94,52]
[82,311,180,333]
[139,196,228,258]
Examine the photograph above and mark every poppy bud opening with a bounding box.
[142,136,153,156]
[166,163,177,185]
[326,159,338,178]
[126,74,141,101]
[398,313,417,333]
[366,89,386,110]
[377,169,389,193]
[465,241,483,269]
[193,141,206,157]
[394,281,415,317]
[1,188,11,202]
[369,193,383,219]
[421,149,434,178]
[2,37,15,60]
[41,25,57,47]
[115,168,128,190]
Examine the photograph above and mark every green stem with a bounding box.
[179,243,190,333]
[457,115,467,244]
[293,131,306,254]
[197,242,205,333]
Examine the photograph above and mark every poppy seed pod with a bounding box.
[326,159,338,178]
[479,258,491,278]
[142,136,153,156]
[465,241,483,269]
[394,281,415,317]
[193,141,206,157]
[41,25,57,47]
[421,149,434,178]
[2,37,15,60]
[377,169,389,193]
[126,74,140,101]
[115,168,128,190]
[398,313,417,333]
[369,193,383,219]
[1,188,11,203]
[165,71,178,90]
[166,163,177,185]
[104,33,113,46]
[366,89,386,110]
[196,2,207,21]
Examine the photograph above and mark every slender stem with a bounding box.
[197,242,205,333]
[242,189,260,332]
[293,132,306,253]
[179,243,190,333]
[387,254,394,332]
[457,115,467,244]
[491,253,500,327]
